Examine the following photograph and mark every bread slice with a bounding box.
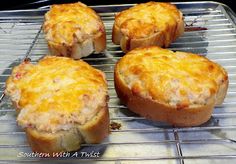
[43,2,106,59]
[112,2,184,52]
[5,56,109,154]
[114,46,228,126]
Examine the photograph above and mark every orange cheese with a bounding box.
[116,46,228,108]
[5,56,107,132]
[44,2,103,45]
[115,2,182,41]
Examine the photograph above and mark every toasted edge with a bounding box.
[215,76,229,105]
[114,64,216,127]
[47,31,106,59]
[25,104,109,154]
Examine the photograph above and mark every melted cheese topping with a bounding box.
[44,2,104,45]
[5,56,107,132]
[116,47,228,108]
[115,2,182,40]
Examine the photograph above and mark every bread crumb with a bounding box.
[110,121,121,130]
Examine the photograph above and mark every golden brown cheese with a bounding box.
[115,2,183,45]
[5,56,107,133]
[116,46,228,108]
[44,2,104,45]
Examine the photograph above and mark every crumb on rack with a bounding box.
[24,57,31,63]
[110,121,121,130]
[185,27,208,31]
[184,16,208,32]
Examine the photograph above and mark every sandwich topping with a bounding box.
[115,2,182,40]
[44,2,104,46]
[5,56,107,133]
[116,47,228,108]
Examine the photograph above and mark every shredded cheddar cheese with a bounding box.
[115,2,182,44]
[5,56,107,133]
[116,46,228,108]
[44,2,103,45]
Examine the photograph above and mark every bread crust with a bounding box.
[114,71,215,126]
[94,31,107,53]
[114,46,228,126]
[26,104,109,154]
[112,2,184,52]
[44,2,106,59]
[215,80,228,105]
[47,32,106,59]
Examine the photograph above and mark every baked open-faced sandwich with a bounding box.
[114,46,228,126]
[5,56,109,154]
[112,2,184,52]
[43,2,106,59]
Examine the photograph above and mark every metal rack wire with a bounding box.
[0,1,236,164]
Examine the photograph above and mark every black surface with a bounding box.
[0,0,235,12]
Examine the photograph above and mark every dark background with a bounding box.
[0,0,235,11]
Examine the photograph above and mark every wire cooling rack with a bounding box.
[0,1,236,164]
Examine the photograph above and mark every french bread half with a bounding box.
[114,46,228,126]
[5,56,109,154]
[112,2,184,52]
[43,2,106,59]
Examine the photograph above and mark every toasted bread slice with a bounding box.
[112,2,184,52]
[5,56,109,154]
[114,46,228,126]
[43,2,106,59]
